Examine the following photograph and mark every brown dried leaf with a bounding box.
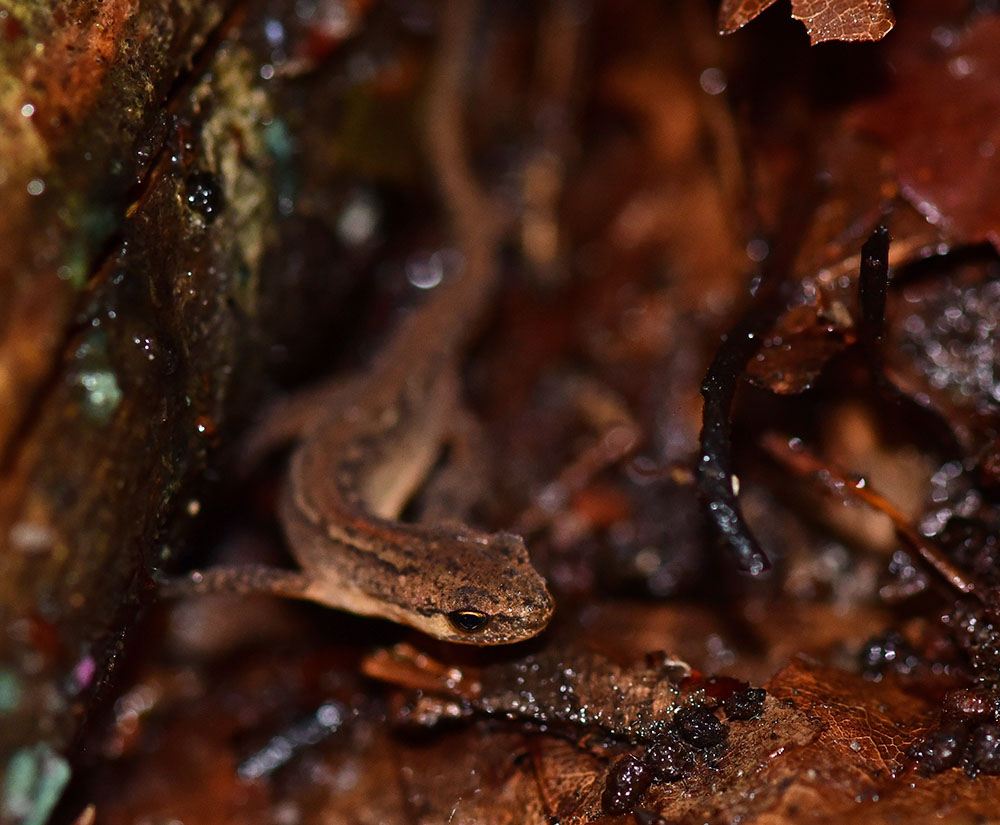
[719,0,894,44]
[718,0,779,34]
[365,642,690,742]
[767,658,931,777]
[792,0,894,44]
[738,659,1000,824]
[746,303,856,394]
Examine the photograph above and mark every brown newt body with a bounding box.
[165,0,553,645]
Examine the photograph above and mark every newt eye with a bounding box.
[447,609,491,634]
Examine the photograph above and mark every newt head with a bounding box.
[438,531,555,645]
[360,525,555,646]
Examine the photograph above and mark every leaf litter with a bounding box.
[71,0,1000,823]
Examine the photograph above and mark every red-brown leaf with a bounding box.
[854,16,1000,252]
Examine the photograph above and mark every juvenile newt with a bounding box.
[165,0,554,645]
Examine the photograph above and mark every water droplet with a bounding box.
[336,190,379,247]
[746,238,769,263]
[406,249,461,290]
[184,171,223,222]
[78,369,123,423]
[264,18,285,45]
[699,67,727,95]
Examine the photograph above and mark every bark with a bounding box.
[0,0,278,793]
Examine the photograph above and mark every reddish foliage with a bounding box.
[855,17,1000,252]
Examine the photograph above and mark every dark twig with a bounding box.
[858,225,891,357]
[697,306,776,575]
[694,156,825,576]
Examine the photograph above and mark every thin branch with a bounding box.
[761,432,981,599]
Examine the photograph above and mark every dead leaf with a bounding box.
[746,303,855,394]
[718,0,777,34]
[365,642,692,743]
[718,0,894,44]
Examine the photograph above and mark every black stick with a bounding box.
[697,304,776,576]
[858,225,890,348]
